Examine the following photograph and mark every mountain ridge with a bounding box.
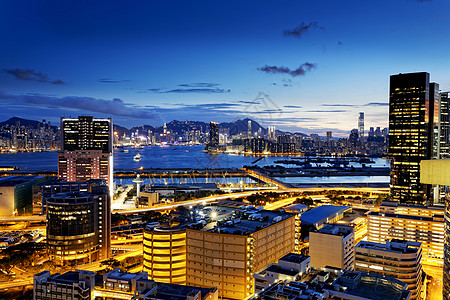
[0,116,308,137]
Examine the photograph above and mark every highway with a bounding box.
[0,279,33,290]
[264,196,298,211]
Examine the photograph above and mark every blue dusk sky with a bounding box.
[0,0,449,136]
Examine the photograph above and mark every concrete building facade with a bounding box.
[33,269,218,300]
[309,224,355,271]
[366,211,444,266]
[0,175,47,216]
[143,205,298,299]
[355,239,422,299]
[420,159,450,300]
[58,116,113,192]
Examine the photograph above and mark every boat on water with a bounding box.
[123,149,129,153]
[133,153,141,161]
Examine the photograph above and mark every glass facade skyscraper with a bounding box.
[441,92,450,158]
[389,72,430,204]
[46,185,111,265]
[209,121,219,148]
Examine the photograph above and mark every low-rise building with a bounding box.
[253,253,310,293]
[33,269,218,300]
[33,270,96,300]
[309,224,355,270]
[300,205,352,229]
[251,267,411,300]
[355,239,422,299]
[138,191,159,207]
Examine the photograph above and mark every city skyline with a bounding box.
[1,0,450,137]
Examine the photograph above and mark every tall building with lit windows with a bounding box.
[420,159,450,300]
[143,205,299,299]
[440,92,450,158]
[389,72,431,204]
[358,112,364,143]
[429,83,441,159]
[208,121,219,149]
[366,208,444,266]
[58,116,113,192]
[46,185,111,265]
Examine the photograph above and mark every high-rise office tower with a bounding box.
[326,131,332,143]
[389,72,430,204]
[247,120,252,137]
[58,116,113,192]
[382,128,388,139]
[375,127,381,137]
[46,185,111,265]
[441,92,450,158]
[358,112,364,141]
[348,129,359,148]
[429,83,442,204]
[209,122,219,149]
[368,127,374,138]
[430,83,441,159]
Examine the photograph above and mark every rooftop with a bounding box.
[143,281,215,300]
[47,191,95,204]
[380,200,444,211]
[265,264,298,276]
[284,203,308,213]
[50,270,95,284]
[316,224,353,237]
[300,205,351,226]
[368,211,440,222]
[253,268,411,300]
[356,239,421,254]
[148,204,294,235]
[0,175,44,187]
[279,253,310,264]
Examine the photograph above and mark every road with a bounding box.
[112,185,134,210]
[426,276,442,300]
[264,196,299,210]
[0,279,33,290]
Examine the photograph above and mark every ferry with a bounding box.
[133,153,141,161]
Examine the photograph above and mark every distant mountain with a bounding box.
[220,118,266,135]
[0,117,58,129]
[0,116,309,137]
[129,124,155,135]
[113,124,130,137]
[164,120,208,134]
